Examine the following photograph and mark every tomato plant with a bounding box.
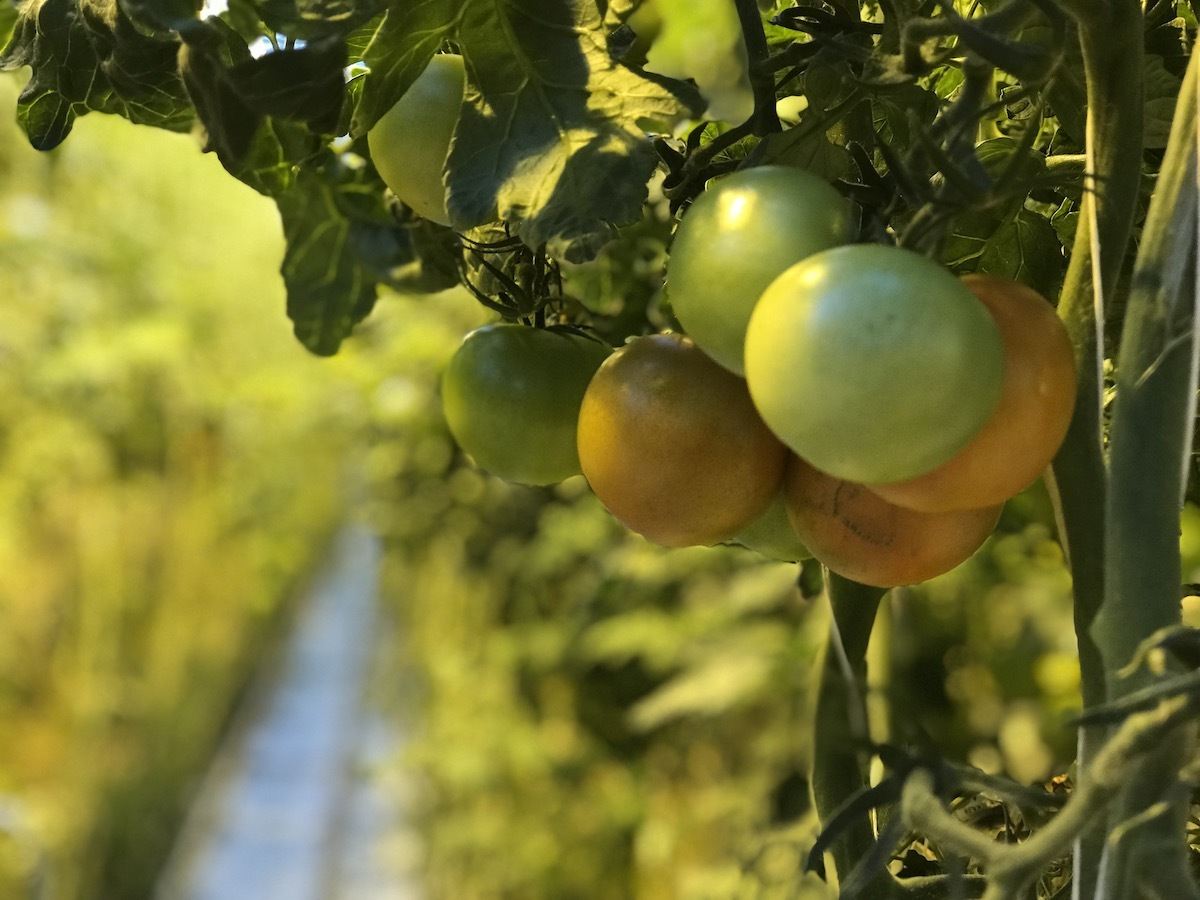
[442,324,609,485]
[8,0,1200,895]
[666,165,852,374]
[745,245,1005,484]
[873,275,1077,513]
[367,54,465,226]
[577,333,785,547]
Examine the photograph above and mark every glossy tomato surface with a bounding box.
[577,333,786,547]
[784,457,1001,587]
[745,245,1005,483]
[730,491,810,562]
[872,275,1077,512]
[367,54,465,226]
[442,324,610,485]
[667,166,852,374]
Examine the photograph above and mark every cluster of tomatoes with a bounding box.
[439,166,1076,588]
[368,56,1077,589]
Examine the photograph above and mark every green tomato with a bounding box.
[730,491,810,562]
[367,54,465,226]
[442,324,610,485]
[666,166,852,374]
[745,245,1004,484]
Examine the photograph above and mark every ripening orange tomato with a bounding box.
[784,456,1001,587]
[870,275,1077,513]
[577,333,786,547]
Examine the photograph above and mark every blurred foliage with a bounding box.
[353,282,1148,898]
[0,75,366,899]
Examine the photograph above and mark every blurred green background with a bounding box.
[1,72,1187,900]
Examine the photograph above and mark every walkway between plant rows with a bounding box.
[155,526,420,900]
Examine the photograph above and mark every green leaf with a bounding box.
[229,38,346,133]
[447,0,699,261]
[255,0,379,40]
[642,0,751,123]
[943,206,1064,296]
[0,0,20,47]
[0,0,193,149]
[871,83,939,148]
[348,0,452,136]
[223,118,438,354]
[274,145,431,354]
[1144,54,1182,150]
[179,27,260,169]
[1022,22,1084,145]
[756,120,853,182]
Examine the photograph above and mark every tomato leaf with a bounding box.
[1144,54,1182,150]
[347,0,453,136]
[228,38,346,133]
[0,0,192,149]
[178,23,260,168]
[943,206,1063,297]
[267,131,456,353]
[253,0,379,40]
[0,1,19,48]
[446,0,700,261]
[642,0,752,124]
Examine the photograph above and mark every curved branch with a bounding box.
[899,695,1199,899]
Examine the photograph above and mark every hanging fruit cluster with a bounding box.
[369,55,1075,588]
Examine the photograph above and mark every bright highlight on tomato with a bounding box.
[577,333,786,548]
[745,244,1005,484]
[784,457,1001,588]
[367,54,465,226]
[872,275,1077,512]
[667,166,852,375]
[442,324,610,485]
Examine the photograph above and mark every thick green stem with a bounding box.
[1046,8,1145,897]
[1092,45,1200,898]
[809,573,887,884]
[733,0,781,135]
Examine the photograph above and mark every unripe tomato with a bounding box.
[872,276,1077,512]
[577,333,786,547]
[745,245,1005,483]
[667,166,852,374]
[731,491,811,562]
[367,54,465,226]
[784,456,1001,588]
[442,324,610,485]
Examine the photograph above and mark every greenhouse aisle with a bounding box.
[155,526,421,900]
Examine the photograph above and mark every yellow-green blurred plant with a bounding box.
[0,77,363,900]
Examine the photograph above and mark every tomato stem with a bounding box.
[733,0,782,136]
[1046,5,1145,894]
[809,574,886,883]
[1091,45,1200,900]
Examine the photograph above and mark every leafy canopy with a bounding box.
[0,0,1189,355]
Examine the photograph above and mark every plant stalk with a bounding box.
[1091,42,1200,898]
[809,573,887,884]
[1046,7,1145,897]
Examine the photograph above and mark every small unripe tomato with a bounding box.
[442,324,610,485]
[577,333,786,547]
[667,166,852,375]
[367,54,465,225]
[871,275,1077,512]
[745,245,1005,484]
